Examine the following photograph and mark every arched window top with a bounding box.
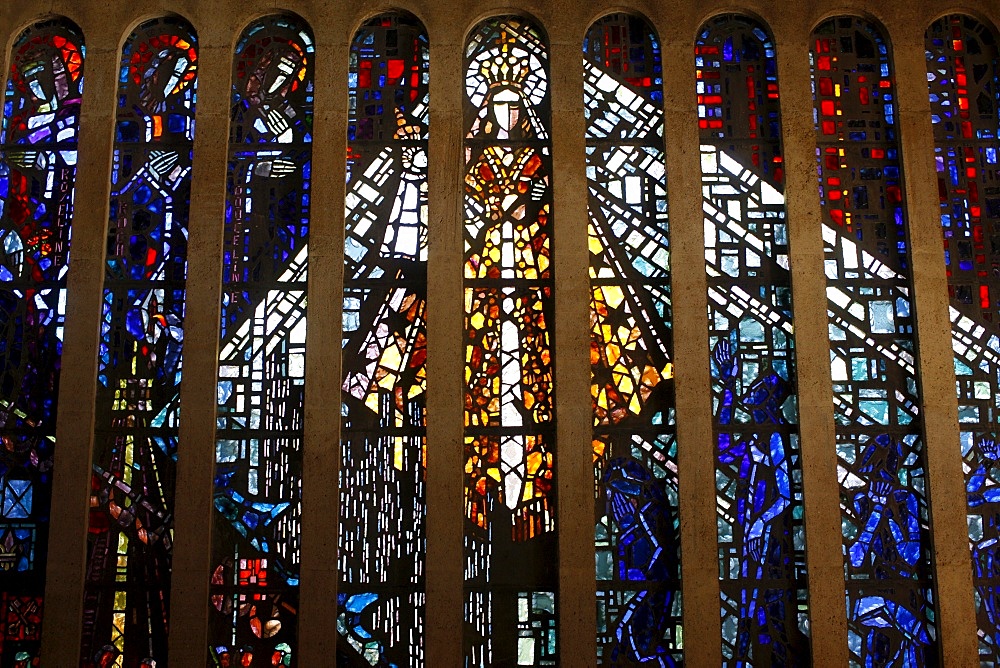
[926,13,999,142]
[3,18,84,146]
[231,15,314,145]
[464,16,549,140]
[349,12,429,142]
[812,16,895,133]
[583,13,663,142]
[584,13,661,99]
[116,17,197,143]
[696,14,781,150]
[697,13,775,52]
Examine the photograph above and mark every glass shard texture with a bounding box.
[926,14,1000,664]
[696,15,810,665]
[0,19,83,666]
[209,16,312,666]
[812,17,936,666]
[80,17,194,667]
[463,17,557,667]
[342,13,428,666]
[584,14,682,666]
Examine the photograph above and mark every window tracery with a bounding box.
[697,15,810,665]
[926,13,1000,664]
[584,13,682,666]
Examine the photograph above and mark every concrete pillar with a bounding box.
[890,15,978,668]
[423,6,465,665]
[297,4,348,664]
[549,11,598,665]
[39,10,116,665]
[166,12,232,665]
[656,11,723,666]
[772,15,850,665]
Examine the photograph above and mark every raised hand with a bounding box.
[712,338,740,385]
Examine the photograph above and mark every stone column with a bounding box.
[548,9,597,665]
[424,6,465,665]
[657,12,723,666]
[297,3,348,663]
[39,11,117,665]
[891,17,978,667]
[772,14,850,664]
[166,12,233,664]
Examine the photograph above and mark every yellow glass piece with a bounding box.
[604,285,625,309]
[393,436,404,471]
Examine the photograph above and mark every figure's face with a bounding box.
[487,87,523,135]
[22,57,55,107]
[248,48,302,104]
[144,48,190,106]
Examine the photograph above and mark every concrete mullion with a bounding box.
[658,23,722,668]
[297,14,348,664]
[549,30,597,666]
[424,20,464,667]
[39,34,117,667]
[772,26,849,665]
[891,28,979,667]
[167,37,232,665]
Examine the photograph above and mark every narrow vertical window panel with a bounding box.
[926,14,1000,663]
[697,15,811,664]
[584,14,682,666]
[463,17,557,666]
[81,17,194,666]
[209,16,313,665]
[811,17,936,665]
[0,19,83,665]
[341,13,428,665]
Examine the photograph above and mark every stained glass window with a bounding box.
[0,18,83,666]
[811,17,935,665]
[463,16,557,666]
[79,17,194,666]
[584,13,681,666]
[696,15,810,664]
[926,14,1000,663]
[209,16,312,665]
[341,12,428,665]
